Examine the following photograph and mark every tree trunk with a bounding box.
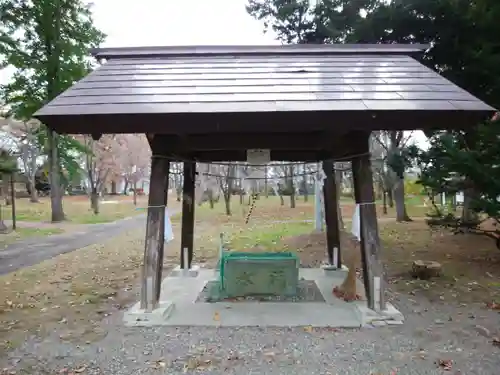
[176,186,182,201]
[289,165,295,208]
[279,193,284,205]
[48,130,65,222]
[302,164,308,202]
[28,178,39,203]
[122,180,129,195]
[264,165,269,198]
[393,178,411,222]
[387,188,394,208]
[0,204,7,233]
[133,181,138,206]
[111,181,117,195]
[2,178,11,206]
[462,187,478,222]
[223,192,231,215]
[335,169,344,230]
[90,188,100,214]
[208,189,215,209]
[450,194,457,212]
[382,190,388,215]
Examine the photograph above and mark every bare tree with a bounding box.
[115,134,150,205]
[216,163,236,215]
[372,131,414,222]
[83,134,118,214]
[17,120,41,202]
[0,116,43,203]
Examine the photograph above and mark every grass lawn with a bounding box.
[1,193,492,354]
[189,195,430,261]
[0,195,149,224]
[0,227,65,249]
[0,227,149,351]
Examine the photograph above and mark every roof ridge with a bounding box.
[91,44,429,60]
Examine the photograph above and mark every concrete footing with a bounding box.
[169,264,200,277]
[322,264,349,273]
[123,268,404,329]
[123,301,174,326]
[355,300,405,327]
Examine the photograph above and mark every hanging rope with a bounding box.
[245,192,258,224]
[169,168,320,179]
[152,151,375,167]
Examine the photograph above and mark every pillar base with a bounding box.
[123,301,174,326]
[322,263,348,274]
[170,265,200,277]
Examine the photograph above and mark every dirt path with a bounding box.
[1,219,90,231]
[0,213,155,275]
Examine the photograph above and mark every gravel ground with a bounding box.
[3,289,500,375]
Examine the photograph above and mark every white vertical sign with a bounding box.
[247,149,270,164]
[351,204,361,241]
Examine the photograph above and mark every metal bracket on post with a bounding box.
[170,247,201,278]
[182,247,189,276]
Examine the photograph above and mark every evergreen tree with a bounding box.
[0,0,105,222]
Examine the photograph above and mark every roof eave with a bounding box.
[90,43,430,60]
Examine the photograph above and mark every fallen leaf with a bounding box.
[213,312,220,321]
[486,302,500,310]
[303,325,313,333]
[153,360,166,369]
[492,337,500,347]
[437,359,453,371]
[183,358,201,372]
[74,365,87,373]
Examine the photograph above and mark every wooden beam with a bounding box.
[352,145,385,312]
[322,160,341,267]
[155,149,360,162]
[153,132,340,151]
[42,108,491,136]
[140,156,170,312]
[180,161,196,268]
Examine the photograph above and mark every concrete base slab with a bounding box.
[169,265,200,277]
[321,264,349,273]
[124,301,174,327]
[355,301,405,326]
[122,268,404,329]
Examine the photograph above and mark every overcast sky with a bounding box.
[93,0,279,47]
[0,0,277,84]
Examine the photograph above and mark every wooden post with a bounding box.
[352,149,385,312]
[140,156,170,312]
[322,160,341,267]
[180,161,196,269]
[10,174,16,231]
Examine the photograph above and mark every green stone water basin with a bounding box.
[219,251,300,298]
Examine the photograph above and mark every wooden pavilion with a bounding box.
[34,44,495,314]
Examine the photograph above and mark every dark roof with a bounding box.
[34,44,495,135]
[91,44,429,59]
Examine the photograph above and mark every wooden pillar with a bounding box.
[140,156,170,312]
[180,161,196,269]
[352,144,385,312]
[322,160,341,267]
